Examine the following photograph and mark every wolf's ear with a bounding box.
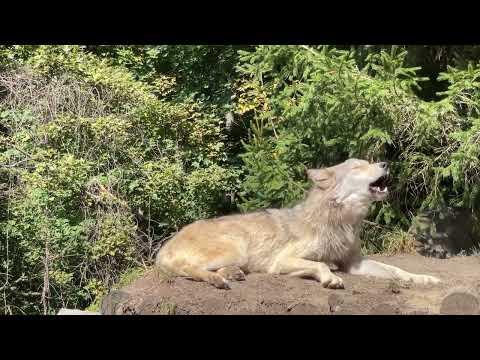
[306,168,335,189]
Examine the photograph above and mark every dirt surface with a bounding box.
[101,254,480,315]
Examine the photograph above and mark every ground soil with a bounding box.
[100,254,480,315]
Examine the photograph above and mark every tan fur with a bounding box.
[156,159,441,289]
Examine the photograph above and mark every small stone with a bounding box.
[57,308,100,315]
[287,303,322,315]
[328,293,344,313]
[440,292,480,315]
[388,281,401,294]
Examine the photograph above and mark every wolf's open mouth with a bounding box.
[369,175,388,194]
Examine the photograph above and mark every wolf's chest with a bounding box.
[302,225,359,262]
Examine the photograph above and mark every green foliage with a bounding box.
[235,45,480,244]
[0,46,240,314]
[236,46,423,212]
[86,45,251,107]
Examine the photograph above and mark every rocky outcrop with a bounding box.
[409,207,480,258]
[99,255,480,315]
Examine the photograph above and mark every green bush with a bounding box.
[0,46,240,314]
[235,45,480,250]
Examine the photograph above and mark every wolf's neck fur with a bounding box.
[294,187,371,230]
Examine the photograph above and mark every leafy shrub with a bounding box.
[0,46,240,314]
[234,45,480,250]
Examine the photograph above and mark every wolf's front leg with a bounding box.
[270,257,344,289]
[345,256,440,285]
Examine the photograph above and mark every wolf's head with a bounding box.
[307,158,389,205]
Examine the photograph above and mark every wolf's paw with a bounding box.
[208,273,231,289]
[414,274,441,285]
[320,272,344,289]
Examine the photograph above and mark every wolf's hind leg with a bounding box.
[157,239,248,289]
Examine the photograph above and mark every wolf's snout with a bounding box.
[378,162,388,170]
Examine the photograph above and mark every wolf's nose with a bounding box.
[378,162,388,169]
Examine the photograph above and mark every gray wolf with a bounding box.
[156,159,441,289]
